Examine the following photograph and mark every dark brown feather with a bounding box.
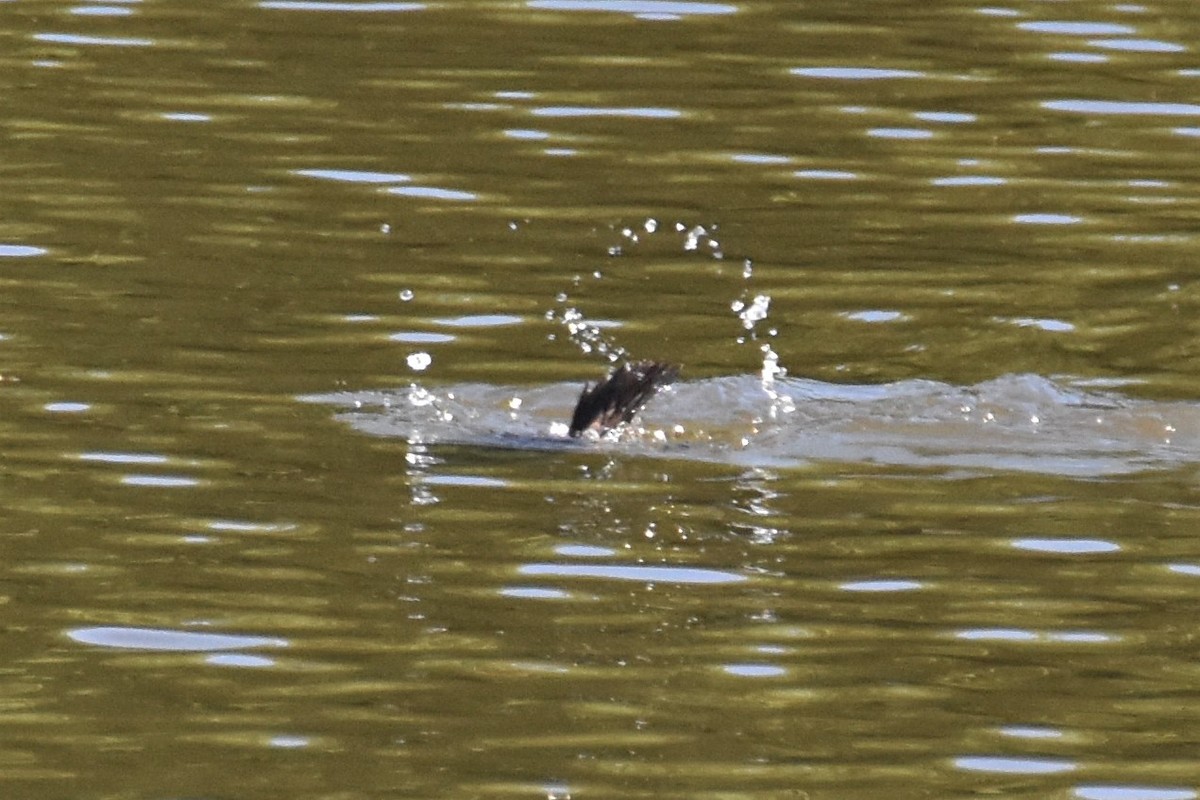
[568,361,680,437]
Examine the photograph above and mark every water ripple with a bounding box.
[955,755,1076,774]
[791,67,924,79]
[532,106,682,118]
[69,626,288,652]
[0,244,46,257]
[1044,99,1200,116]
[1075,788,1197,800]
[33,32,153,46]
[1019,21,1136,35]
[520,562,748,584]
[528,0,737,16]
[1012,538,1120,554]
[259,1,425,10]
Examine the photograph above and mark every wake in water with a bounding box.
[301,372,1200,477]
[309,218,1198,476]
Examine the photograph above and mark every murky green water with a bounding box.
[3,0,1200,797]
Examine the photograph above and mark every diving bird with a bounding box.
[568,361,680,437]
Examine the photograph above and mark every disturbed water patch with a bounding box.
[302,372,1200,476]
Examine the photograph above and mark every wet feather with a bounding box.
[568,361,680,437]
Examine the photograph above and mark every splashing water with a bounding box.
[732,294,770,330]
[555,306,627,362]
[550,217,728,361]
[320,219,1200,476]
[303,372,1200,477]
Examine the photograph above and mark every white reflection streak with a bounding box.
[732,467,784,545]
[405,441,440,506]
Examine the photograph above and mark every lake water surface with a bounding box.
[3,0,1200,797]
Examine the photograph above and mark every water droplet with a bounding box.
[406,352,432,371]
[737,294,771,329]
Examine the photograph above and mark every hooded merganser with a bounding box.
[568,361,680,437]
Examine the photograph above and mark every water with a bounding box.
[3,0,1200,797]
[309,371,1199,476]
